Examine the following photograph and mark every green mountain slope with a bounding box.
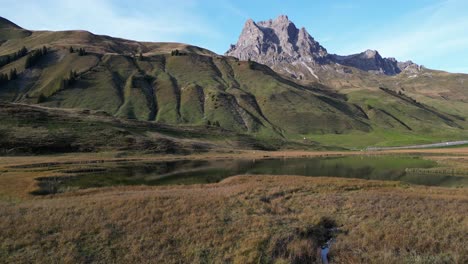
[0,17,466,149]
[0,102,306,154]
[0,18,371,137]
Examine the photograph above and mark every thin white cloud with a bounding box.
[1,0,223,43]
[339,0,468,64]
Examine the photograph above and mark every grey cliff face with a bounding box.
[226,15,420,78]
[226,15,328,65]
[332,50,402,75]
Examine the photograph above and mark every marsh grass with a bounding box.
[0,176,466,263]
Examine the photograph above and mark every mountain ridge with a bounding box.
[0,16,466,149]
[226,15,420,78]
[0,17,22,29]
[0,16,375,140]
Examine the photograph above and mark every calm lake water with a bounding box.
[34,156,468,194]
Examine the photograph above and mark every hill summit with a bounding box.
[0,17,22,29]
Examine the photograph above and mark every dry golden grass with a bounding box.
[0,175,467,263]
[0,148,466,262]
[428,156,468,170]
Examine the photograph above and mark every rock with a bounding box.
[226,15,421,79]
[332,50,402,75]
[226,15,329,66]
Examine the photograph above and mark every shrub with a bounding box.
[37,93,47,103]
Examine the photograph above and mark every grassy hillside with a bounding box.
[283,59,468,147]
[0,17,31,42]
[0,23,372,138]
[0,103,300,155]
[0,16,466,149]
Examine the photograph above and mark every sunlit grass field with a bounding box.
[0,175,466,263]
[0,148,467,263]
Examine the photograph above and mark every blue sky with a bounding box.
[2,0,467,73]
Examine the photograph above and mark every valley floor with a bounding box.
[0,148,467,263]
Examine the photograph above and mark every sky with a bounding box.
[1,0,467,73]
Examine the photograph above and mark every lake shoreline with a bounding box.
[0,147,467,200]
[2,146,467,168]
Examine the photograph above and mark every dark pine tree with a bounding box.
[25,55,32,68]
[248,58,254,70]
[9,68,18,81]
[0,47,29,68]
[68,70,77,85]
[19,46,28,56]
[78,48,86,56]
[0,73,8,85]
[37,93,46,103]
[25,48,47,68]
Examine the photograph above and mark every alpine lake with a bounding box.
[33,155,468,195]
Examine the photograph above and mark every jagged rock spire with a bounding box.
[226,15,328,65]
[226,15,419,77]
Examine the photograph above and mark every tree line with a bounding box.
[69,47,87,56]
[25,46,48,68]
[61,70,78,90]
[0,46,28,68]
[0,68,18,86]
[171,49,187,56]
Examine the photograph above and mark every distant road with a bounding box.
[365,140,468,151]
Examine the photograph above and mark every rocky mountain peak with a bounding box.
[256,15,292,27]
[226,15,328,64]
[244,18,258,29]
[363,49,379,59]
[398,60,422,74]
[275,14,290,23]
[227,15,421,78]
